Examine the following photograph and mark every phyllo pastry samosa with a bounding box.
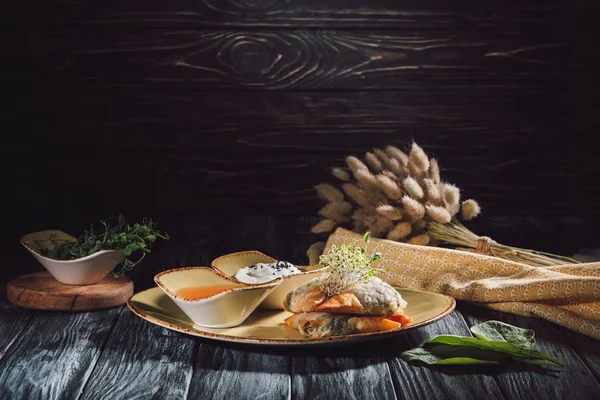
[284,232,412,339]
[284,312,413,339]
[283,277,406,316]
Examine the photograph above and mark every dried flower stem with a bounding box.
[342,183,370,207]
[423,179,442,205]
[462,199,481,220]
[387,222,412,241]
[428,218,580,267]
[429,159,441,184]
[307,241,326,265]
[311,219,337,233]
[374,148,403,176]
[385,145,409,166]
[346,156,368,175]
[375,174,403,199]
[409,142,430,171]
[315,183,344,202]
[426,205,452,224]
[365,152,383,173]
[407,234,430,246]
[402,196,426,220]
[319,201,353,222]
[376,204,404,220]
[403,177,424,200]
[331,167,351,181]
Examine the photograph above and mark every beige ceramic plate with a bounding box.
[127,287,456,346]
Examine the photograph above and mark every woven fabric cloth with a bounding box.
[325,228,600,340]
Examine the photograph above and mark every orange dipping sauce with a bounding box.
[175,285,239,300]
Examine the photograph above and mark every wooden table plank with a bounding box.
[460,303,600,400]
[291,346,397,400]
[0,306,34,361]
[187,341,290,400]
[0,306,121,400]
[3,216,597,400]
[79,308,198,400]
[5,0,598,29]
[185,216,294,399]
[79,247,215,400]
[559,326,600,383]
[286,216,397,400]
[6,29,597,92]
[388,309,505,400]
[0,283,35,360]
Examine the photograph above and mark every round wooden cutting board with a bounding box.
[6,271,134,311]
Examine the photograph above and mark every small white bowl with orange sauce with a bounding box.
[154,267,282,328]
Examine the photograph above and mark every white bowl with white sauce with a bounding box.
[211,251,327,310]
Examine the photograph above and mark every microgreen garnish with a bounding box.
[42,214,169,276]
[316,231,382,297]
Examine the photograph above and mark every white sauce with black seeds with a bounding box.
[233,261,301,284]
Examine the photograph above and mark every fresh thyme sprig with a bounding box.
[43,214,169,276]
[316,231,382,298]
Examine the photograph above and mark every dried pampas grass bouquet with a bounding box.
[308,142,578,267]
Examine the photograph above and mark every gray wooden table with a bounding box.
[2,217,599,399]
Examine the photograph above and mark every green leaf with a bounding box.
[470,320,535,350]
[402,321,564,370]
[401,347,500,365]
[401,348,443,364]
[123,247,133,256]
[371,252,382,262]
[363,231,372,243]
[424,336,564,367]
[512,357,562,367]
[436,357,498,365]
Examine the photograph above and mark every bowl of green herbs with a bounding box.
[20,215,168,285]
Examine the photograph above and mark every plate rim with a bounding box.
[127,287,456,346]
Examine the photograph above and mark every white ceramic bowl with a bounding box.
[211,251,327,310]
[20,230,125,285]
[154,267,283,328]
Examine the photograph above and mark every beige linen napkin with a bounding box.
[325,228,600,340]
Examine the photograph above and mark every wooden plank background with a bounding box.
[3,0,600,264]
[1,217,600,399]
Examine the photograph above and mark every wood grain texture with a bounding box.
[78,246,213,399]
[3,0,599,29]
[79,308,197,400]
[1,217,600,399]
[287,214,501,400]
[5,90,600,219]
[6,29,599,91]
[388,309,505,400]
[291,349,396,400]
[460,303,600,399]
[6,272,133,311]
[187,342,290,400]
[559,326,600,383]
[0,285,34,361]
[0,307,121,399]
[185,216,291,400]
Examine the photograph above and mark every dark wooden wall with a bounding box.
[4,1,600,245]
